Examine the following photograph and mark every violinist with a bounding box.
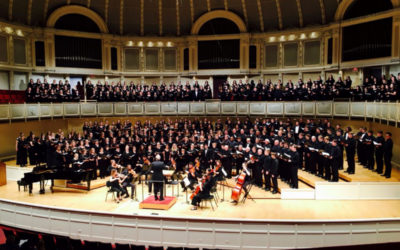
[181,162,197,191]
[109,169,128,203]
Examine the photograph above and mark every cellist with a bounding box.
[231,162,252,205]
[190,169,216,211]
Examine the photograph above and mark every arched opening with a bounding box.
[343,0,392,20]
[54,14,100,33]
[191,10,247,35]
[198,18,240,35]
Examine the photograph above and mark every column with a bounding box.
[240,34,250,71]
[188,39,197,72]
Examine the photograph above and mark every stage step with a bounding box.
[339,161,400,182]
[298,170,343,188]
[278,177,315,200]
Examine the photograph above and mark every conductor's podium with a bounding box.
[139,195,177,210]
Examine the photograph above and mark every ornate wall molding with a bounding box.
[191,10,247,35]
[46,5,109,33]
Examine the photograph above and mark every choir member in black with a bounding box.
[191,170,216,210]
[322,136,332,180]
[373,131,385,174]
[253,148,264,187]
[262,149,272,191]
[357,128,367,166]
[344,133,356,174]
[16,134,28,167]
[269,152,279,194]
[382,132,393,178]
[219,144,233,178]
[288,144,299,189]
[364,130,375,170]
[121,164,137,200]
[27,133,38,166]
[149,154,168,201]
[329,140,341,182]
[108,169,128,203]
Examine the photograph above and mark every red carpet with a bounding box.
[139,196,177,210]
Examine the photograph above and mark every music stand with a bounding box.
[240,181,256,204]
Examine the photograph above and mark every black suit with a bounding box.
[150,160,168,200]
[383,139,393,178]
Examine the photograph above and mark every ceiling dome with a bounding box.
[0,0,377,36]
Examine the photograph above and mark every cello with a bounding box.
[231,161,250,202]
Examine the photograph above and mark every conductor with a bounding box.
[150,154,168,201]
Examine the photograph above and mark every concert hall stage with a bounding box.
[1,160,400,220]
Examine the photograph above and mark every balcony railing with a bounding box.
[0,101,399,124]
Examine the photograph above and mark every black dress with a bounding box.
[16,138,28,166]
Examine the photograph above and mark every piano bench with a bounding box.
[17,180,28,192]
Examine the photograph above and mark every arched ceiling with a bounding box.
[0,0,344,35]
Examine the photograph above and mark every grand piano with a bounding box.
[18,166,93,194]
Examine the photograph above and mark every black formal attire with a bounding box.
[374,136,385,173]
[262,155,272,190]
[289,150,299,188]
[150,160,168,200]
[16,138,28,167]
[270,158,279,192]
[383,138,393,178]
[345,138,356,174]
[330,145,341,182]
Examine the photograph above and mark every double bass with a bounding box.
[231,161,249,202]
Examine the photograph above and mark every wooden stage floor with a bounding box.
[1,160,400,221]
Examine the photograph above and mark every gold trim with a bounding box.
[120,0,124,35]
[257,0,264,32]
[176,0,180,36]
[318,0,326,24]
[296,0,303,28]
[224,0,228,11]
[191,10,247,35]
[241,0,248,25]
[47,5,109,33]
[335,0,398,21]
[159,0,163,36]
[275,0,283,30]
[8,0,13,21]
[27,0,33,25]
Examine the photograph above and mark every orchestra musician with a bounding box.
[120,164,137,200]
[231,162,252,204]
[191,169,217,210]
[109,169,129,203]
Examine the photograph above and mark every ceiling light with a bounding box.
[300,33,307,39]
[279,35,286,42]
[268,36,276,43]
[126,41,133,46]
[138,41,144,47]
[310,32,319,38]
[288,34,296,41]
[157,41,164,47]
[166,41,173,47]
[147,41,154,47]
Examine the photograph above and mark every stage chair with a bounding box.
[210,186,219,205]
[105,181,118,202]
[200,195,216,211]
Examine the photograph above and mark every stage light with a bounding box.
[279,35,286,42]
[4,27,13,34]
[268,36,276,42]
[288,34,296,41]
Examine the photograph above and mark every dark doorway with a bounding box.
[213,75,227,99]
